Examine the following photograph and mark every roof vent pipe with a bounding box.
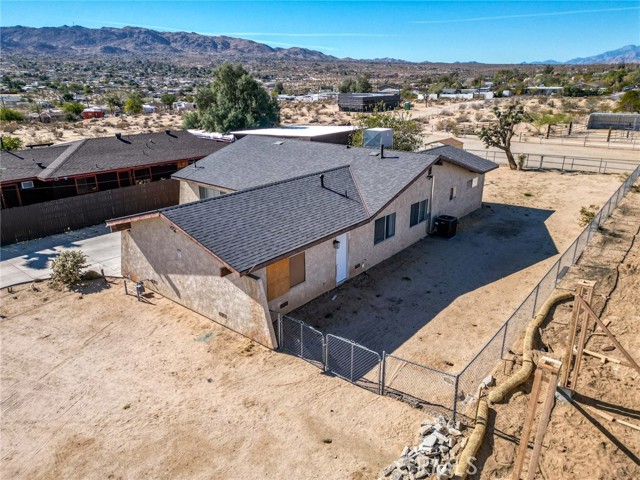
[320,174,325,188]
[115,132,122,140]
[165,129,171,135]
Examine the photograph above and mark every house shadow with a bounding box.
[1,224,111,265]
[291,203,558,357]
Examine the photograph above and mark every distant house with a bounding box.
[587,112,640,131]
[83,107,105,119]
[338,93,401,112]
[0,130,227,209]
[172,101,196,112]
[525,86,563,96]
[231,125,358,145]
[423,137,464,149]
[108,136,497,348]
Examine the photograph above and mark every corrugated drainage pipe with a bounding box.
[453,399,489,479]
[488,291,573,404]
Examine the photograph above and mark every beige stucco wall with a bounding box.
[267,163,485,314]
[430,162,485,223]
[121,216,276,348]
[179,180,200,204]
[347,173,433,276]
[266,237,338,314]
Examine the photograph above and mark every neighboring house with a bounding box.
[338,93,401,112]
[587,112,640,131]
[424,137,464,149]
[231,125,358,145]
[107,136,497,348]
[172,101,196,112]
[0,130,227,209]
[83,107,105,119]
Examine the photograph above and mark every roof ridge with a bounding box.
[37,139,87,180]
[160,164,355,214]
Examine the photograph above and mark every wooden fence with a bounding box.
[1,180,179,245]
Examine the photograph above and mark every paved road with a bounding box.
[0,225,121,288]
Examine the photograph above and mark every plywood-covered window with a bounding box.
[266,252,306,301]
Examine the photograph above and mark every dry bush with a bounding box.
[456,114,470,123]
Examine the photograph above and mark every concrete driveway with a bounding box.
[0,225,121,288]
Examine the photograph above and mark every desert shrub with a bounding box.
[0,108,25,122]
[475,112,483,122]
[456,114,470,123]
[50,250,87,288]
[2,121,20,133]
[579,205,599,226]
[1,135,22,151]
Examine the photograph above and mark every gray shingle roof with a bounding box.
[0,145,67,183]
[0,130,228,184]
[161,166,368,273]
[422,145,499,174]
[173,135,448,216]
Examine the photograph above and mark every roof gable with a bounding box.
[161,166,368,273]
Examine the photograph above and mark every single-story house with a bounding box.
[338,93,401,112]
[424,137,464,149]
[107,136,497,348]
[83,107,105,119]
[0,130,227,209]
[231,125,358,145]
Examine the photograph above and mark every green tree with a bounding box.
[0,108,25,122]
[529,112,573,135]
[614,91,640,113]
[339,74,373,94]
[62,101,84,117]
[185,63,279,133]
[349,107,422,152]
[160,93,177,110]
[273,81,285,95]
[1,135,23,151]
[478,103,528,170]
[124,93,144,115]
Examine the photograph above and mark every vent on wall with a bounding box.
[20,180,34,189]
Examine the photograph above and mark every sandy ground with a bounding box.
[476,188,640,480]
[0,279,425,480]
[292,168,623,374]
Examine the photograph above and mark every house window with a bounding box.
[374,213,396,244]
[467,177,479,189]
[410,200,428,227]
[266,252,306,301]
[449,186,457,201]
[76,176,98,194]
[199,186,222,199]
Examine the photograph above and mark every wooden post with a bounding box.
[575,296,640,375]
[512,356,562,480]
[561,280,595,388]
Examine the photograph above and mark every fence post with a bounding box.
[532,285,540,316]
[323,336,329,373]
[500,321,508,359]
[554,260,562,286]
[278,313,283,350]
[452,375,460,422]
[379,352,386,396]
[350,343,355,383]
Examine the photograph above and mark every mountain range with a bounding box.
[0,25,336,61]
[526,45,640,65]
[1,25,638,64]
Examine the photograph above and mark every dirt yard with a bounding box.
[293,168,624,372]
[476,187,640,480]
[0,280,425,480]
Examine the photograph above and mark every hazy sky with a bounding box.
[1,0,639,63]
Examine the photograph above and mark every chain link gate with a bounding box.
[325,334,382,393]
[278,314,325,369]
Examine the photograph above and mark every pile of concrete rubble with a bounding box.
[381,415,466,480]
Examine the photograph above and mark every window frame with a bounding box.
[75,175,98,195]
[410,199,428,227]
[374,213,396,244]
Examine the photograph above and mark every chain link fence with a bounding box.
[326,334,381,393]
[273,164,640,422]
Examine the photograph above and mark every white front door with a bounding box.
[335,233,348,284]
